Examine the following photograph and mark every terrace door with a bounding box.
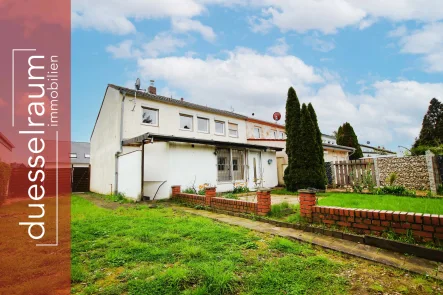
[248,151,261,189]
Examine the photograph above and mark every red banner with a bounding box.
[0,1,71,294]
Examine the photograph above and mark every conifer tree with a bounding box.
[337,122,363,160]
[414,98,443,147]
[284,87,301,191]
[308,103,327,187]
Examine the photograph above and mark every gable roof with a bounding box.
[71,142,90,164]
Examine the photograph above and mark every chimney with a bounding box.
[181,98,184,101]
[148,80,156,95]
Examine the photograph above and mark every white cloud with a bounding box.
[171,18,216,42]
[135,49,442,148]
[266,37,289,55]
[387,25,407,38]
[395,22,443,72]
[303,33,335,52]
[106,40,139,59]
[143,33,186,57]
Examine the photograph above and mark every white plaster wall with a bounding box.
[246,120,285,139]
[118,151,142,200]
[324,150,349,162]
[90,87,122,195]
[122,95,247,143]
[259,150,278,188]
[142,142,170,200]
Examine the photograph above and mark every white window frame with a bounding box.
[197,117,210,133]
[228,122,238,138]
[271,129,277,139]
[84,154,90,158]
[141,107,159,126]
[253,127,261,139]
[215,120,225,136]
[70,153,77,158]
[179,114,194,131]
[279,131,285,139]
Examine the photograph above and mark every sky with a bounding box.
[72,0,443,152]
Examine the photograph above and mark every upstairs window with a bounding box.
[180,114,193,131]
[142,107,158,125]
[271,130,277,139]
[253,127,261,139]
[228,123,238,137]
[215,120,225,135]
[279,132,285,139]
[197,117,209,133]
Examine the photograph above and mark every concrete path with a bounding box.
[173,205,443,280]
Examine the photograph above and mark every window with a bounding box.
[84,154,90,158]
[197,117,209,133]
[271,130,277,139]
[180,114,193,130]
[70,153,77,158]
[216,148,245,182]
[215,120,225,135]
[142,107,158,125]
[253,127,261,138]
[279,132,284,139]
[228,123,238,137]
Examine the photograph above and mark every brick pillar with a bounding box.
[205,187,216,206]
[257,188,271,216]
[171,185,181,197]
[299,189,317,222]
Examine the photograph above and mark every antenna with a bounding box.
[135,78,141,90]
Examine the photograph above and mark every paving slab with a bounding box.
[173,205,443,280]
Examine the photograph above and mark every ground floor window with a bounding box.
[216,148,245,182]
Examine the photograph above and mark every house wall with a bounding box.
[246,120,285,139]
[324,149,350,162]
[122,95,247,143]
[118,151,142,200]
[90,87,122,195]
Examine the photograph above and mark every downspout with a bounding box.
[114,90,126,195]
[141,139,145,200]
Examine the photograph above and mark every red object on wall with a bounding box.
[273,112,281,121]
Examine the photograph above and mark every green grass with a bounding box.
[318,193,443,215]
[271,188,299,195]
[71,195,351,294]
[269,202,298,218]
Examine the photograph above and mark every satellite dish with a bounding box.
[367,141,370,145]
[135,78,141,90]
[273,112,281,122]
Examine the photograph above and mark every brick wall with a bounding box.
[171,186,270,215]
[300,191,443,243]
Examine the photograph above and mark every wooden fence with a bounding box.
[331,159,376,187]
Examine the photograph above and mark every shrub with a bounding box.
[0,162,12,204]
[224,193,239,200]
[182,187,196,194]
[438,184,443,196]
[385,172,398,186]
[374,185,416,197]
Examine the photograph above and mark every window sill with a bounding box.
[214,133,225,136]
[197,130,209,134]
[228,135,239,138]
[179,128,193,132]
[141,123,158,127]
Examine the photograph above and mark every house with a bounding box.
[0,132,14,163]
[245,118,355,185]
[90,83,282,200]
[360,144,396,158]
[71,142,90,192]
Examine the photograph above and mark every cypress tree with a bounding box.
[297,104,325,189]
[337,122,363,160]
[414,98,442,147]
[284,87,301,191]
[308,103,327,187]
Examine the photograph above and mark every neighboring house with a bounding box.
[90,84,282,200]
[246,119,355,185]
[0,132,14,163]
[71,142,91,192]
[360,144,396,158]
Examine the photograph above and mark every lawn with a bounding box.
[71,194,441,294]
[318,193,443,215]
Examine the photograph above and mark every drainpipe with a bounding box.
[114,90,126,195]
[141,139,145,200]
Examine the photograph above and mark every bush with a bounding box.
[224,193,239,200]
[232,183,249,194]
[385,172,397,186]
[182,187,196,194]
[411,145,443,156]
[438,184,443,196]
[374,185,416,197]
[0,162,11,204]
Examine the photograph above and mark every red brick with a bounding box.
[380,210,387,220]
[385,211,394,221]
[401,223,411,229]
[349,210,355,217]
[361,210,368,218]
[323,219,335,224]
[439,215,443,226]
[435,233,443,240]
[347,216,355,223]
[431,214,440,226]
[423,214,432,225]
[353,223,369,229]
[406,213,415,223]
[363,219,372,225]
[394,228,407,234]
[372,220,381,226]
[329,208,335,214]
[423,225,435,232]
[436,227,443,233]
[381,221,390,227]
[414,213,423,224]
[391,222,402,228]
[355,210,361,217]
[411,224,422,230]
[392,211,401,222]
[370,225,386,232]
[337,221,351,227]
[413,231,433,238]
[373,210,380,219]
[399,212,408,222]
[367,210,373,219]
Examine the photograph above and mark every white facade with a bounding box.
[90,85,279,200]
[0,133,14,163]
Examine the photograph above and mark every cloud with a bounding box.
[387,25,407,38]
[395,22,443,72]
[135,48,442,148]
[143,33,186,57]
[171,18,216,42]
[303,33,335,52]
[266,37,289,55]
[106,40,139,59]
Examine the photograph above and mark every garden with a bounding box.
[71,194,441,294]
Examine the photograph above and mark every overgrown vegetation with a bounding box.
[99,192,133,203]
[385,172,398,186]
[318,193,443,214]
[232,183,249,194]
[71,195,440,294]
[223,193,239,200]
[438,184,443,196]
[271,188,299,195]
[349,164,376,193]
[0,161,11,204]
[268,202,298,218]
[373,185,417,197]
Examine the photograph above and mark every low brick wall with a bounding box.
[171,185,271,216]
[300,191,443,243]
